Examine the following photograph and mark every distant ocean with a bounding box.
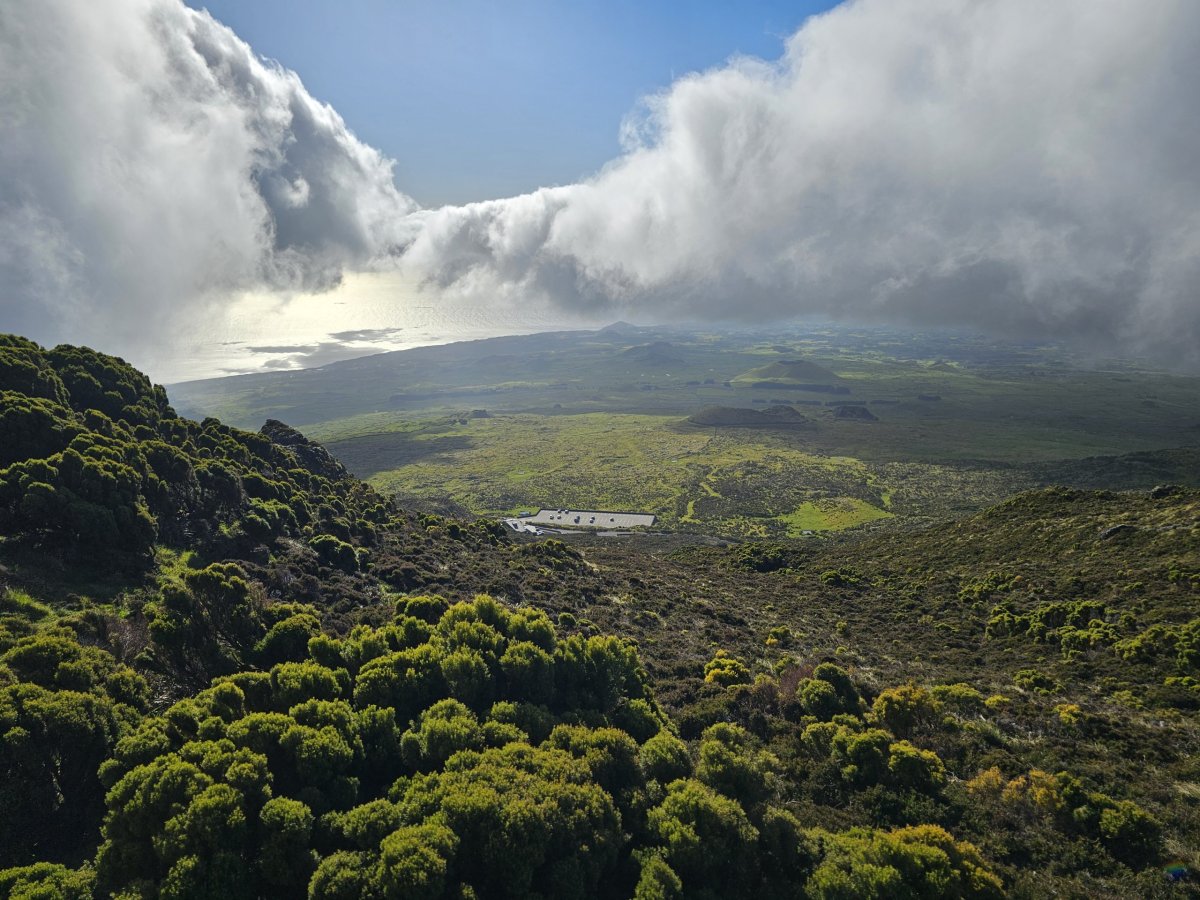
[156,273,602,384]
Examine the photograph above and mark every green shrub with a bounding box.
[703,650,751,687]
[1012,669,1062,694]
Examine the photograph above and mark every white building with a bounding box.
[524,508,656,529]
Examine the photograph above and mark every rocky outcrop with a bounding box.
[260,419,350,480]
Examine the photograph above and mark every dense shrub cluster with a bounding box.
[0,622,149,864]
[0,597,1011,898]
[0,337,389,566]
[966,767,1163,867]
[988,593,1200,683]
[673,656,1168,893]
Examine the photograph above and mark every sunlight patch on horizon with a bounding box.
[151,272,603,384]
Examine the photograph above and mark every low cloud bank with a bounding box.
[2,0,1198,365]
[401,0,1200,363]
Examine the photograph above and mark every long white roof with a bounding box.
[525,508,656,528]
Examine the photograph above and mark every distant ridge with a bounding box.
[620,341,684,366]
[733,358,839,384]
[687,404,813,428]
[597,320,647,336]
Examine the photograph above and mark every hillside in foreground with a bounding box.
[0,334,1197,898]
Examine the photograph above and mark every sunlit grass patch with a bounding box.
[0,587,51,620]
[780,497,893,534]
[362,412,899,537]
[154,548,198,586]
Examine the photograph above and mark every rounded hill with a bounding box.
[731,358,845,393]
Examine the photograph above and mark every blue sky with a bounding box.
[186,0,837,206]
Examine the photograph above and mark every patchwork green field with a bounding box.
[170,324,1200,536]
[309,412,904,537]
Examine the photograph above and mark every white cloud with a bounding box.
[2,0,1198,366]
[398,0,1200,363]
[0,0,416,354]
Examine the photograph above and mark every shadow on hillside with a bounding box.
[324,433,475,479]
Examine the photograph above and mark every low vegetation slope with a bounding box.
[0,334,1195,898]
[732,358,841,384]
[686,405,814,428]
